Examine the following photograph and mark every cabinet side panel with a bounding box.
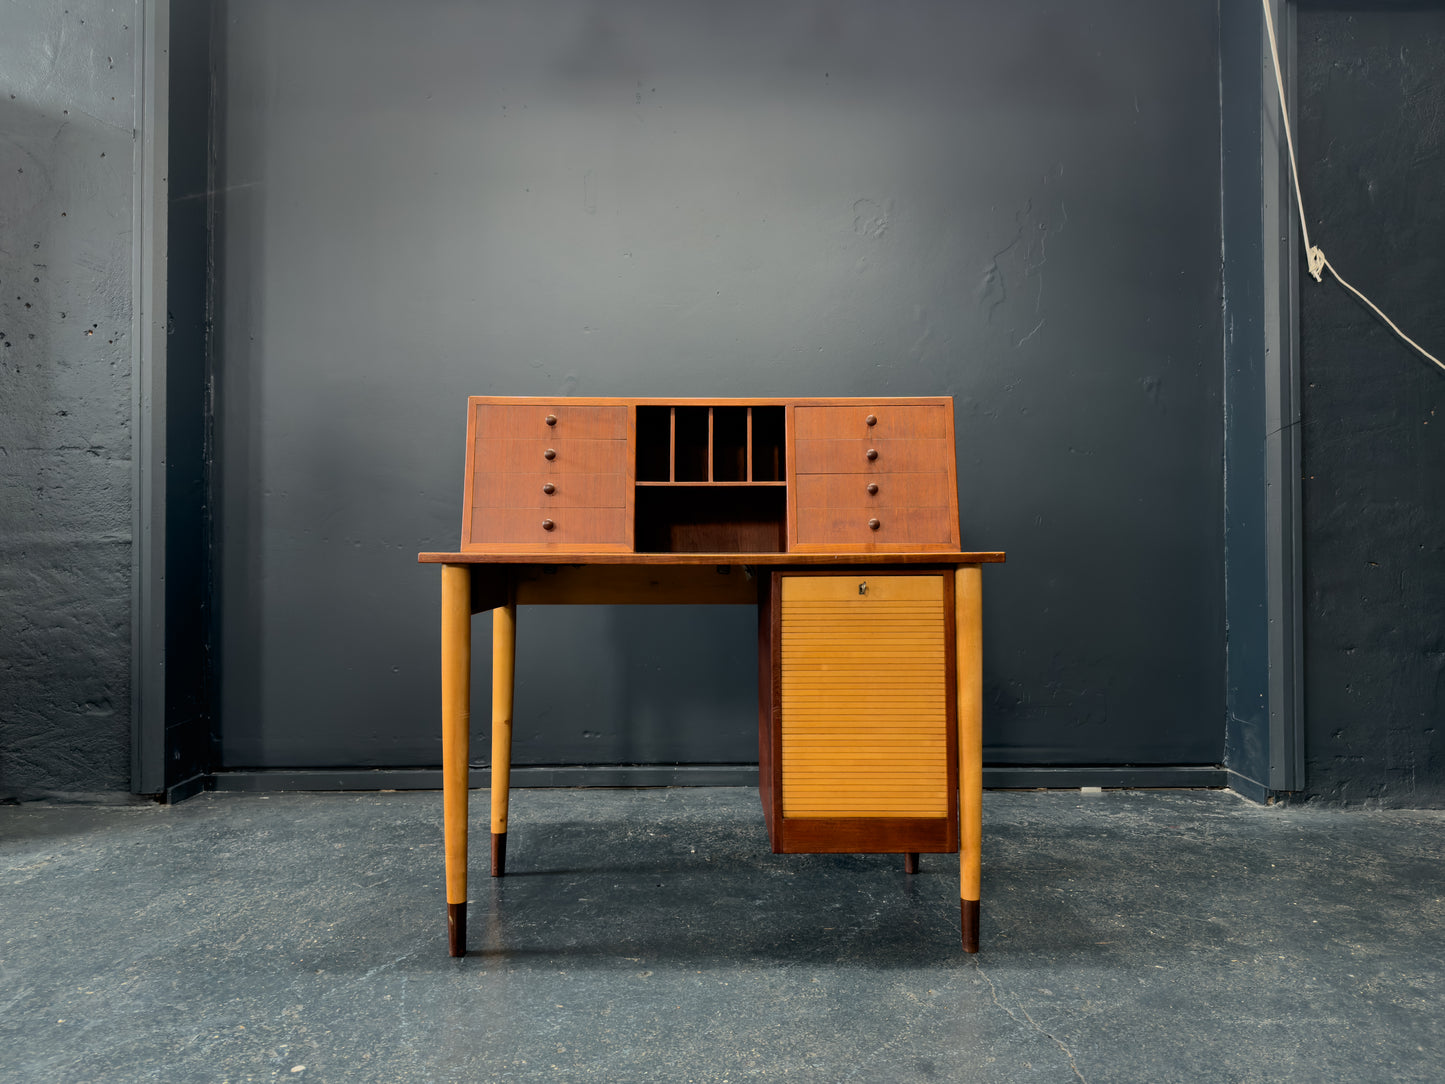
[758,573,778,845]
[943,396,961,547]
[460,398,482,548]
[784,404,799,551]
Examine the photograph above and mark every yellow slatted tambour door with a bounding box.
[779,574,950,818]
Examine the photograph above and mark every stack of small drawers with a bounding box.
[467,403,630,549]
[792,403,957,547]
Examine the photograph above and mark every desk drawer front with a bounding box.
[474,438,629,475]
[778,573,950,819]
[794,404,949,441]
[474,403,628,441]
[795,507,957,546]
[794,471,953,510]
[793,438,953,475]
[470,506,629,546]
[472,472,628,509]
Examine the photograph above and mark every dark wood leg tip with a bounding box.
[903,852,920,874]
[491,831,507,877]
[448,902,467,957]
[961,898,980,953]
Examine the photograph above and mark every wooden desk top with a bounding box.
[418,550,1005,565]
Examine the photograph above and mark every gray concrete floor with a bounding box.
[1,788,1443,1083]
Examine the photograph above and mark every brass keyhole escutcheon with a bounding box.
[858,581,868,596]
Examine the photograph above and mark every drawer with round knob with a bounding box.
[795,506,958,546]
[793,437,953,475]
[793,404,949,441]
[470,472,628,509]
[472,438,629,475]
[472,404,628,440]
[468,506,629,546]
[794,472,953,510]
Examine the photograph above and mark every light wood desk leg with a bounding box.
[956,565,983,952]
[441,564,472,957]
[490,586,518,877]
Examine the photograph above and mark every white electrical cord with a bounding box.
[1260,0,1445,376]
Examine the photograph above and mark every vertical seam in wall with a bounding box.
[1262,0,1305,794]
[129,0,148,794]
[202,0,222,769]
[130,0,170,795]
[1284,0,1306,791]
[1217,0,1232,770]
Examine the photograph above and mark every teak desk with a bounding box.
[419,397,1003,956]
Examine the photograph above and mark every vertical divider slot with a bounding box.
[712,406,749,482]
[673,406,710,481]
[634,406,672,482]
[747,408,754,481]
[750,406,786,482]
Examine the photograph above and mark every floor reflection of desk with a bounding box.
[415,550,1003,957]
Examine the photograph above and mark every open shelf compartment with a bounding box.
[635,404,787,484]
[634,484,786,553]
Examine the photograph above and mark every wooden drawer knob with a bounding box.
[542,483,555,495]
[545,414,557,426]
[866,483,878,495]
[868,518,881,530]
[544,448,556,460]
[865,414,877,426]
[865,448,878,461]
[542,519,555,531]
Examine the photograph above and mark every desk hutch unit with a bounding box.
[420,396,1003,956]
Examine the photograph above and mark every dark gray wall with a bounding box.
[211,0,1226,772]
[0,3,139,799]
[7,1,1437,804]
[1297,4,1445,805]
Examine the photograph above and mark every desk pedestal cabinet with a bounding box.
[420,397,1001,956]
[760,572,959,857]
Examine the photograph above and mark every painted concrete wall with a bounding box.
[2,2,1437,803]
[1297,6,1445,806]
[0,3,138,799]
[209,0,1227,772]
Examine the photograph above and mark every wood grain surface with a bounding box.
[779,574,950,819]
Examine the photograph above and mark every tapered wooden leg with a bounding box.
[490,588,517,877]
[903,852,920,874]
[956,565,983,953]
[441,564,472,957]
